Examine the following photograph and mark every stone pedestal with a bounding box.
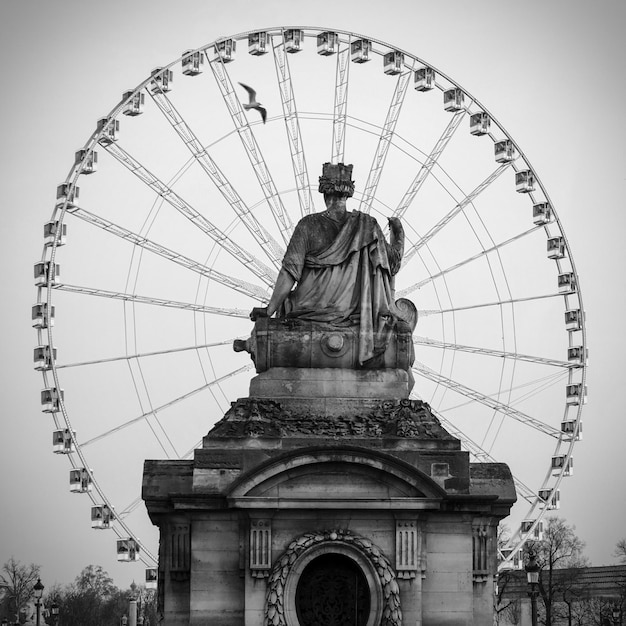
[143,366,516,625]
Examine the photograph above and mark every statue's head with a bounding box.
[318,162,355,198]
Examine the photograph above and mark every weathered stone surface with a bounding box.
[242,317,415,374]
[249,366,412,403]
[207,396,457,442]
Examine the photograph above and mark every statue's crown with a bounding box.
[318,162,355,197]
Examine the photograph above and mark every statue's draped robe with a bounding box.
[281,210,401,365]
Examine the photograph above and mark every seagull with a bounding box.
[239,82,267,124]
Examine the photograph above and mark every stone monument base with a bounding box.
[143,383,516,625]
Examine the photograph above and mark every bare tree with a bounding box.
[531,517,588,626]
[614,538,626,564]
[0,557,41,623]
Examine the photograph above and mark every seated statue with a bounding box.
[239,162,416,371]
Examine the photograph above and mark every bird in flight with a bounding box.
[238,82,267,124]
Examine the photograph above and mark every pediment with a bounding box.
[226,447,446,507]
[249,461,424,499]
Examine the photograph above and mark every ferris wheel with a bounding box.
[34,27,587,575]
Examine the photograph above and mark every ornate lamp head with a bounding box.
[318,162,355,197]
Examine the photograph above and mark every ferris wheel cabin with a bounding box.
[248,32,268,56]
[494,139,516,163]
[351,39,372,63]
[182,50,204,75]
[561,419,583,441]
[567,345,588,366]
[122,91,145,116]
[558,272,577,294]
[443,88,464,112]
[515,170,535,193]
[32,303,54,329]
[566,382,587,405]
[69,468,92,493]
[52,429,75,454]
[91,505,114,529]
[151,68,173,93]
[33,345,56,371]
[284,29,304,53]
[547,236,565,260]
[383,50,404,75]
[565,308,583,331]
[552,455,574,477]
[145,568,158,589]
[96,118,120,144]
[74,149,98,174]
[414,66,435,91]
[214,39,236,62]
[34,262,60,287]
[40,387,63,413]
[317,31,338,56]
[532,202,553,225]
[44,221,66,247]
[469,112,490,136]
[521,519,544,541]
[56,183,79,203]
[538,488,560,510]
[117,538,140,562]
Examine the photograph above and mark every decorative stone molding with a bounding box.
[250,519,272,578]
[472,520,491,583]
[263,529,402,626]
[169,523,190,582]
[395,519,427,580]
[210,397,454,440]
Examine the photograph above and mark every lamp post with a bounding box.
[613,605,622,626]
[525,549,540,626]
[33,578,44,626]
[50,601,59,626]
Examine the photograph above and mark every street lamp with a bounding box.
[525,548,540,626]
[613,605,622,626]
[121,615,128,626]
[50,601,60,626]
[33,578,44,626]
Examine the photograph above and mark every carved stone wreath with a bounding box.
[263,529,402,626]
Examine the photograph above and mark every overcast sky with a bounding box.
[1,0,625,590]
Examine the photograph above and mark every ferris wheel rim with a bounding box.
[35,25,587,574]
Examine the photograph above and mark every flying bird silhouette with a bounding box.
[238,82,267,124]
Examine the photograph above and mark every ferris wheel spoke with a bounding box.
[272,35,313,218]
[207,54,293,242]
[398,225,541,298]
[440,369,568,416]
[404,163,511,262]
[418,291,562,317]
[100,142,277,286]
[359,67,413,213]
[54,283,251,317]
[148,90,285,268]
[413,336,572,368]
[331,43,351,163]
[55,338,240,370]
[429,407,537,503]
[65,206,269,301]
[392,110,465,220]
[115,496,144,520]
[412,362,562,438]
[80,364,254,450]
